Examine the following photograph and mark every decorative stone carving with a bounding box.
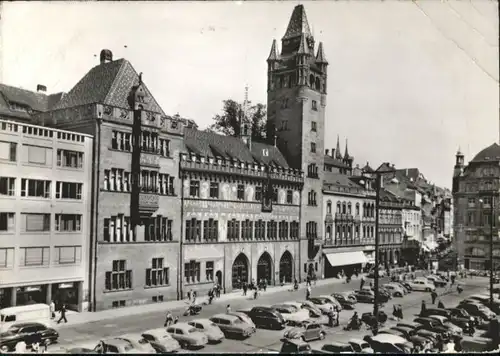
[146,111,155,122]
[119,109,129,119]
[103,105,113,116]
[139,193,159,207]
[140,153,160,168]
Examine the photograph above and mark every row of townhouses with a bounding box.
[0,5,452,312]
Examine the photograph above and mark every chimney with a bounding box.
[325,149,329,156]
[274,135,278,147]
[100,49,113,64]
[36,84,47,93]
[406,168,408,176]
[331,148,335,158]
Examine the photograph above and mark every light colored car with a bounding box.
[426,276,447,287]
[408,279,436,292]
[116,334,156,354]
[308,297,334,314]
[141,328,182,353]
[348,338,374,354]
[228,311,256,329]
[210,313,255,339]
[188,318,225,343]
[382,284,405,298]
[272,304,310,326]
[283,320,326,342]
[319,295,342,311]
[93,338,150,354]
[426,315,462,337]
[166,323,208,349]
[299,301,323,317]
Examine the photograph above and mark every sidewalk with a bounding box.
[50,275,360,329]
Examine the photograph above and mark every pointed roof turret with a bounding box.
[283,4,312,40]
[335,135,343,160]
[267,39,279,62]
[316,42,328,64]
[344,138,351,160]
[297,34,310,55]
[456,146,463,156]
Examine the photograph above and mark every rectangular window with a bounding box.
[227,219,240,241]
[286,190,293,204]
[310,142,316,153]
[237,184,245,200]
[0,212,15,232]
[54,246,81,264]
[21,179,51,198]
[56,181,82,199]
[57,149,84,168]
[21,247,49,266]
[105,260,132,291]
[55,214,82,232]
[241,220,253,240]
[146,257,170,287]
[25,145,51,165]
[312,100,318,111]
[23,213,50,232]
[185,218,202,242]
[0,141,17,162]
[0,248,13,268]
[206,261,214,281]
[267,220,277,240]
[255,220,266,240]
[279,221,289,239]
[159,138,170,157]
[190,180,200,197]
[311,121,317,132]
[209,182,219,199]
[255,186,262,201]
[204,219,218,242]
[184,260,201,284]
[290,221,299,239]
[0,177,15,196]
[144,216,173,242]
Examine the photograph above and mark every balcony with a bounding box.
[140,152,160,168]
[324,238,363,247]
[138,193,159,217]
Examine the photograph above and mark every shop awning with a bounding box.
[325,251,368,267]
[421,244,430,252]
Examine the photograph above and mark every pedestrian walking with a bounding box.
[216,284,221,298]
[187,290,192,302]
[334,305,340,326]
[226,304,231,313]
[431,290,438,304]
[57,304,68,324]
[420,300,426,316]
[253,288,258,300]
[360,277,365,290]
[173,316,179,324]
[49,300,56,319]
[263,279,267,292]
[243,282,248,296]
[164,311,173,327]
[208,289,214,304]
[306,275,311,286]
[306,285,311,300]
[192,291,197,304]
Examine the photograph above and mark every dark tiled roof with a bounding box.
[380,188,400,202]
[471,143,500,162]
[324,155,349,168]
[316,42,328,64]
[282,5,312,40]
[323,172,363,189]
[183,128,289,168]
[362,162,374,173]
[396,168,422,182]
[0,84,64,120]
[54,59,164,115]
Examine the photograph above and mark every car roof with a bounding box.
[142,328,168,337]
[371,334,408,344]
[349,338,368,345]
[190,318,212,324]
[324,341,351,347]
[284,339,308,346]
[118,334,143,341]
[429,315,446,321]
[168,322,193,330]
[102,338,133,347]
[212,313,239,321]
[11,322,45,328]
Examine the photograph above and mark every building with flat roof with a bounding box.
[0,119,93,311]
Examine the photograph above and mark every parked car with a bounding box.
[393,282,410,294]
[382,284,405,297]
[348,339,373,354]
[229,311,256,329]
[364,334,412,353]
[166,323,208,349]
[187,319,225,343]
[425,315,463,336]
[318,295,343,311]
[319,342,354,353]
[308,297,334,314]
[421,308,471,330]
[413,329,439,346]
[354,290,389,304]
[389,326,415,339]
[413,317,451,340]
[141,328,181,353]
[299,301,323,318]
[464,295,500,314]
[283,321,326,342]
[332,293,356,309]
[457,302,496,321]
[378,328,407,339]
[361,311,388,326]
[400,282,413,292]
[279,339,312,354]
[93,338,150,354]
[426,275,447,287]
[241,306,286,330]
[378,287,393,300]
[0,322,59,352]
[408,335,431,350]
[447,308,483,326]
[209,313,254,339]
[116,334,156,354]
[408,279,436,292]
[271,304,310,326]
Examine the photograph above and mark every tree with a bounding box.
[208,99,267,140]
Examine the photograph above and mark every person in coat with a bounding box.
[57,304,68,324]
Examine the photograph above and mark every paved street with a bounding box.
[48,276,491,353]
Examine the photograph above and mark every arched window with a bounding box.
[327,201,332,214]
[342,203,347,214]
[347,203,352,215]
[355,203,360,216]
[315,77,321,91]
[309,74,315,87]
[336,202,341,213]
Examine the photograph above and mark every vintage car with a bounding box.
[319,342,354,354]
[425,315,463,336]
[116,334,156,354]
[426,275,448,288]
[348,338,373,353]
[187,318,225,343]
[93,338,151,354]
[318,295,342,311]
[166,323,208,349]
[0,322,59,352]
[241,306,286,330]
[141,328,181,353]
[408,279,436,292]
[364,334,413,353]
[332,293,356,309]
[382,284,406,297]
[299,301,323,317]
[271,304,310,326]
[308,297,334,314]
[283,321,326,342]
[209,313,255,339]
[457,302,496,321]
[229,311,256,329]
[279,339,312,354]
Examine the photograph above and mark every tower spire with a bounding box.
[344,138,350,159]
[267,39,279,62]
[335,135,342,160]
[316,42,328,64]
[297,34,310,55]
[282,4,312,40]
[240,84,251,148]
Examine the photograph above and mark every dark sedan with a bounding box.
[413,317,451,340]
[332,293,356,309]
[0,322,59,352]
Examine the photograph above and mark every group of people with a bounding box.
[241,279,266,300]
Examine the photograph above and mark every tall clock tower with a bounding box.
[267,5,328,280]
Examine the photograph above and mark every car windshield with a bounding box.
[8,326,21,333]
[299,345,312,352]
[123,343,134,351]
[233,319,243,324]
[210,322,217,327]
[361,342,370,349]
[188,328,198,333]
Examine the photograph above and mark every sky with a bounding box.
[1,0,498,188]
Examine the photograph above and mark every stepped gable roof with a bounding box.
[324,154,350,169]
[471,143,500,163]
[54,59,164,115]
[0,84,64,119]
[183,128,289,168]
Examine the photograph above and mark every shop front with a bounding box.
[16,285,47,306]
[323,250,368,278]
[52,282,81,312]
[0,288,13,309]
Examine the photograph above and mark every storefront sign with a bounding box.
[25,286,41,292]
[59,283,74,289]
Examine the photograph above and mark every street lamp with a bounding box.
[479,193,496,309]
[372,164,396,335]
